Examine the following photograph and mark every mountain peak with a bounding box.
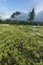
[11,11,21,18]
[10,11,28,21]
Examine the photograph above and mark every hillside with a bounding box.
[0,24,43,65]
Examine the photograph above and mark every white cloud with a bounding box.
[2,15,10,19]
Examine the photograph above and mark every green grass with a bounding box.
[0,24,43,65]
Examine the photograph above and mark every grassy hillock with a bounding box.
[0,24,43,65]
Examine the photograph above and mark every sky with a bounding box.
[0,0,43,18]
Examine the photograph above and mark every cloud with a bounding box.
[0,10,10,18]
[2,15,10,18]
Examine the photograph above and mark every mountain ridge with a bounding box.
[10,11,43,22]
[0,11,43,22]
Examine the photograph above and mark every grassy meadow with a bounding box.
[0,24,43,65]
